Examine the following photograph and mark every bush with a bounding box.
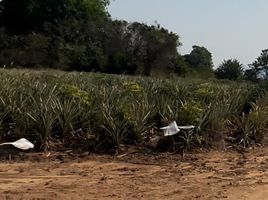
[215,59,243,81]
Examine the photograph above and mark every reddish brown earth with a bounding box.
[1,148,268,200]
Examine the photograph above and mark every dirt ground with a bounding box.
[1,148,268,200]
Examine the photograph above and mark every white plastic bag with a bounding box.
[160,122,195,136]
[160,121,180,136]
[0,138,34,150]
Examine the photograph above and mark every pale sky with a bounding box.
[108,0,268,67]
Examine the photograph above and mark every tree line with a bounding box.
[0,0,267,81]
[215,50,268,82]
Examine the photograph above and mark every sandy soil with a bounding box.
[1,148,268,200]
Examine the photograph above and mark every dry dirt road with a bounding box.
[1,148,268,200]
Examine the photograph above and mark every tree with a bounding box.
[0,0,110,34]
[105,53,137,74]
[170,55,189,76]
[244,68,258,82]
[250,49,268,80]
[0,0,111,69]
[0,0,184,76]
[215,59,243,81]
[127,22,181,75]
[0,2,3,26]
[46,17,107,70]
[101,20,138,74]
[184,45,214,70]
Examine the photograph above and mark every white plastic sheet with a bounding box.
[0,138,34,150]
[160,121,195,136]
[178,125,195,130]
[160,121,180,136]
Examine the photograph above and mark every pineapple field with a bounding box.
[0,69,267,153]
[0,69,268,200]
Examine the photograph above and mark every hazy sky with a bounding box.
[108,0,268,67]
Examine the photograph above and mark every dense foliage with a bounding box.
[0,1,267,155]
[0,0,110,34]
[0,0,192,76]
[0,69,267,152]
[215,59,243,81]
[1,0,267,81]
[245,49,268,81]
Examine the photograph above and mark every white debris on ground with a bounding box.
[160,121,195,136]
[0,138,34,150]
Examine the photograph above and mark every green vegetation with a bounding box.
[0,0,186,77]
[1,0,268,81]
[245,49,268,81]
[215,59,243,81]
[0,1,267,154]
[0,69,267,153]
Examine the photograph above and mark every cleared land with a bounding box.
[1,148,268,200]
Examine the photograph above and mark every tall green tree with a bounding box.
[244,68,258,82]
[252,49,268,80]
[0,2,3,26]
[128,22,181,75]
[184,45,213,69]
[215,59,243,81]
[243,49,268,82]
[184,45,214,78]
[0,0,185,76]
[0,0,109,34]
[170,55,189,76]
